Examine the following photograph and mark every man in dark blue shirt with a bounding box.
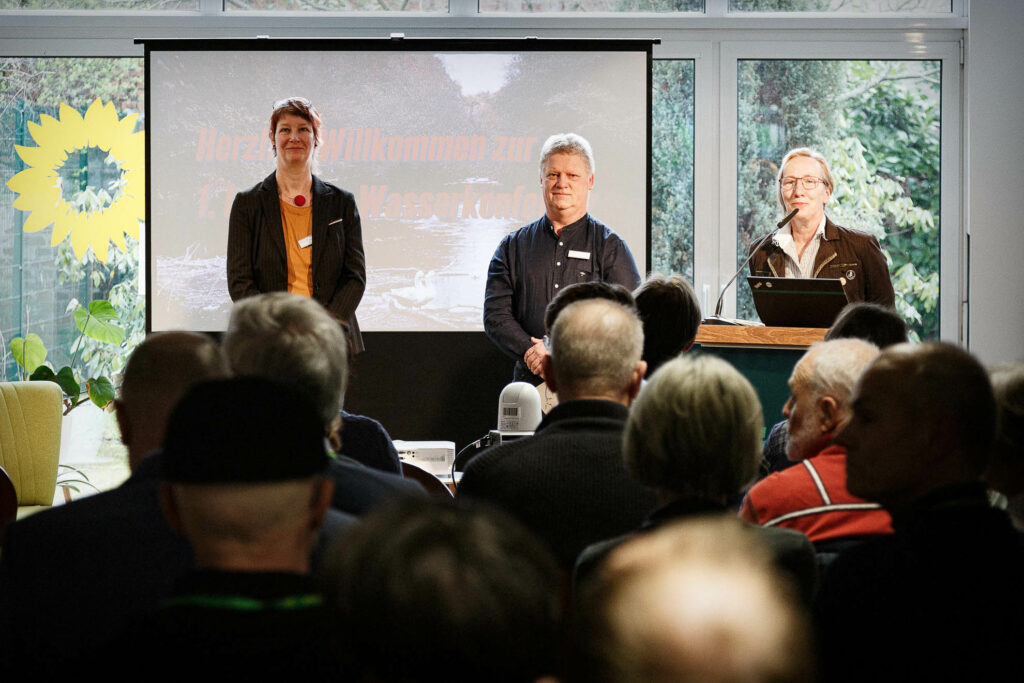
[483,133,641,383]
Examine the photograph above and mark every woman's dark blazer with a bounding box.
[227,172,366,353]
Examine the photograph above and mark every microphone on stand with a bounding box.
[703,208,799,326]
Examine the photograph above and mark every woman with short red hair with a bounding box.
[227,96,366,353]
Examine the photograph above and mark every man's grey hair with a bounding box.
[540,133,595,176]
[549,298,642,398]
[799,338,880,409]
[624,355,764,499]
[223,292,348,427]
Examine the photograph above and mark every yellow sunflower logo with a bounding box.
[6,98,144,263]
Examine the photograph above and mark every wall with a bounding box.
[346,332,514,452]
[966,0,1024,365]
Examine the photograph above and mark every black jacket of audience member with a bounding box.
[0,453,191,675]
[457,399,657,568]
[0,451,356,677]
[105,571,338,677]
[815,482,1024,682]
[340,410,402,475]
[327,454,426,514]
[575,497,818,606]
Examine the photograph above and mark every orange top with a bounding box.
[281,200,313,297]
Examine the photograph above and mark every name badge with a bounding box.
[568,250,591,260]
[298,235,313,249]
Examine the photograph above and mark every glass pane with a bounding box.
[228,0,447,9]
[480,0,702,12]
[651,60,695,282]
[736,59,941,340]
[0,57,145,383]
[729,0,950,13]
[0,0,197,8]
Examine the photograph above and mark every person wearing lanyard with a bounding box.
[113,377,337,676]
[227,96,366,353]
[483,132,641,384]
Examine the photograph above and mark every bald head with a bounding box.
[117,331,228,470]
[543,298,645,403]
[163,478,330,573]
[574,517,812,683]
[837,342,997,509]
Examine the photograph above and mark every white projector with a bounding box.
[394,440,456,479]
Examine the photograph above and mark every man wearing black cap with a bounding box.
[117,376,337,675]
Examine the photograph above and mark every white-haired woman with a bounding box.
[749,147,894,307]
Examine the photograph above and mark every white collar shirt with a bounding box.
[773,214,827,279]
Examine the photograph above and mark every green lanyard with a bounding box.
[162,593,323,611]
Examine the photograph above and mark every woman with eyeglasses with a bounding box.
[748,147,894,308]
[227,97,366,353]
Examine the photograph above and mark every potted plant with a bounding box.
[8,298,124,415]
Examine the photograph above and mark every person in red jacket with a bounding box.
[740,338,892,547]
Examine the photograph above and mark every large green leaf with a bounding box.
[73,300,125,345]
[86,376,115,408]
[31,365,82,401]
[10,334,47,373]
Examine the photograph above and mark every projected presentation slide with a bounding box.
[147,44,649,332]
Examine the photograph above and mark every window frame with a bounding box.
[0,3,968,340]
[718,37,961,339]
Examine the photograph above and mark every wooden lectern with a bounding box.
[695,325,826,349]
[694,325,827,427]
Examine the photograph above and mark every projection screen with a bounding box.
[145,39,651,332]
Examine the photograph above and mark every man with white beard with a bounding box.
[739,339,892,549]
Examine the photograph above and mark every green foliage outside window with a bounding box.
[480,0,701,11]
[1,57,144,383]
[228,0,446,10]
[737,59,941,340]
[0,0,196,9]
[730,0,948,12]
[650,60,696,282]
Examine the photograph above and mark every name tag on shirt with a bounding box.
[568,250,591,260]
[298,235,313,249]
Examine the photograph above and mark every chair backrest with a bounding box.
[400,461,454,499]
[0,381,63,507]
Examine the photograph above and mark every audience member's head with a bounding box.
[572,516,813,683]
[825,302,909,349]
[321,499,562,683]
[837,342,997,511]
[543,280,635,333]
[223,292,348,444]
[784,339,879,462]
[543,298,645,405]
[983,363,1024,526]
[159,376,333,574]
[633,273,701,376]
[115,331,228,471]
[624,355,763,504]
